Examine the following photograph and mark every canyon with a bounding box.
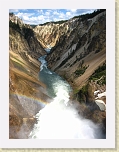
[9,10,106,139]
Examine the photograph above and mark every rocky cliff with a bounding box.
[9,13,50,138]
[45,11,106,87]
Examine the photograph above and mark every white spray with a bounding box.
[29,82,102,139]
[29,51,104,139]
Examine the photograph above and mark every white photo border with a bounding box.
[0,0,115,148]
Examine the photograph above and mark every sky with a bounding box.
[9,9,97,25]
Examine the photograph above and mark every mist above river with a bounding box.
[29,54,105,139]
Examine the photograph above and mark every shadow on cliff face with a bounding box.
[68,94,106,138]
[9,114,37,139]
[9,58,52,139]
[74,100,106,137]
[9,92,48,139]
[70,81,106,137]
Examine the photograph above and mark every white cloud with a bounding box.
[45,11,50,16]
[66,12,71,16]
[22,16,29,21]
[53,11,59,16]
[59,12,65,19]
[15,12,35,23]
[53,18,60,22]
[12,9,97,25]
[16,12,34,18]
[15,12,23,18]
[70,9,77,13]
[29,17,37,21]
[38,15,45,21]
[37,9,43,14]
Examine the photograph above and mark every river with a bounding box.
[29,50,105,139]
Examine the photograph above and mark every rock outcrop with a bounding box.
[9,15,46,59]
[44,11,106,89]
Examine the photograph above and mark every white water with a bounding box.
[29,50,104,139]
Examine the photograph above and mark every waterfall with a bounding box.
[29,48,104,139]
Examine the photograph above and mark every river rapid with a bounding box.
[29,49,105,139]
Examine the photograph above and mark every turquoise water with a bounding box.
[38,55,72,99]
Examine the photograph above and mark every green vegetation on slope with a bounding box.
[73,83,90,103]
[89,62,106,85]
[73,62,106,104]
[74,63,88,77]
